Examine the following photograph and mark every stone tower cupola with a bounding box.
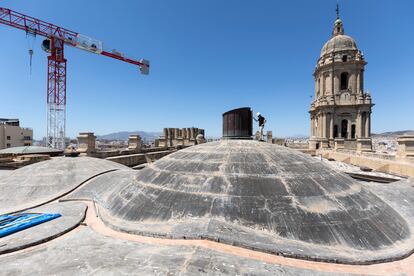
[333,18,344,36]
[333,4,344,37]
[309,7,374,152]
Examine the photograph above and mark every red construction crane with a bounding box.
[0,7,150,150]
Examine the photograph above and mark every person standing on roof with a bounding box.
[254,112,266,141]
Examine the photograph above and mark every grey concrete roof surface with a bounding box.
[0,146,62,155]
[0,141,414,274]
[365,180,414,232]
[0,226,360,276]
[0,201,87,254]
[0,156,130,214]
[0,170,13,178]
[65,140,414,264]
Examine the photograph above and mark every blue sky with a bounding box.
[0,0,413,139]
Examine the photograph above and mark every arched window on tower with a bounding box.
[342,55,347,62]
[340,72,348,90]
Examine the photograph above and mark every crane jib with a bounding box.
[0,7,148,72]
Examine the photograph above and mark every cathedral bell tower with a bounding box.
[309,6,374,152]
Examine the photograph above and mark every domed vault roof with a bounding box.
[320,34,358,57]
[67,140,414,264]
[319,16,359,57]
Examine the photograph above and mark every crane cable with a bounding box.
[26,31,36,75]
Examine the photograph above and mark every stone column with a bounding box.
[318,112,329,148]
[322,113,327,138]
[353,73,357,94]
[326,74,331,95]
[329,114,334,139]
[316,114,320,138]
[167,128,172,147]
[158,128,168,148]
[310,116,314,137]
[360,69,364,92]
[315,115,319,137]
[171,128,178,146]
[186,128,191,139]
[266,131,273,143]
[361,114,365,138]
[322,76,326,95]
[333,73,339,93]
[365,114,370,138]
[190,128,195,140]
[397,135,414,159]
[319,115,323,138]
[128,135,142,152]
[77,132,96,154]
[356,72,360,93]
[347,120,352,139]
[356,111,361,138]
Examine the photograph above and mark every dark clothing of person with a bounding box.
[258,115,266,127]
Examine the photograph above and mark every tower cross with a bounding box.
[336,3,340,19]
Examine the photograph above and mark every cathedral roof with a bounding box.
[67,140,413,264]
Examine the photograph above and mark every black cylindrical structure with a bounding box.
[222,107,252,139]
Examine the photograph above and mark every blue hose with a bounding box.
[0,213,61,238]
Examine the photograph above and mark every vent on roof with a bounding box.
[222,107,252,139]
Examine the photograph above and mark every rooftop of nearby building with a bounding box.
[0,118,19,126]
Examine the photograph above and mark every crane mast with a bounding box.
[0,7,149,149]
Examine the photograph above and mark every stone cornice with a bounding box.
[313,60,367,77]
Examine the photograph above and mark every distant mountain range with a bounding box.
[97,131,162,142]
[94,130,414,141]
[372,130,414,137]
